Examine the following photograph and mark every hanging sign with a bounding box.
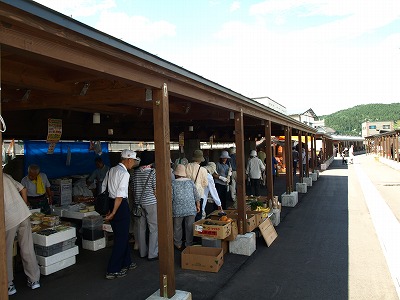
[47,118,62,154]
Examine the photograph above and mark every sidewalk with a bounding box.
[11,157,399,299]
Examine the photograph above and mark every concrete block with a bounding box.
[229,232,256,256]
[316,170,320,178]
[321,163,327,171]
[302,177,312,187]
[310,173,317,182]
[281,192,298,207]
[296,182,307,193]
[146,290,192,300]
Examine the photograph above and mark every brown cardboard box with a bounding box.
[193,219,232,239]
[181,246,224,272]
[221,240,229,255]
[208,213,256,233]
[258,218,278,247]
[224,220,238,241]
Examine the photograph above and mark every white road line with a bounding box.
[354,163,400,297]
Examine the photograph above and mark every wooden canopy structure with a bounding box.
[0,0,319,298]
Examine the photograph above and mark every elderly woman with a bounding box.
[172,164,200,250]
[203,162,222,218]
[21,164,52,214]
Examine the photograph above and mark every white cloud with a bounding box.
[230,1,240,12]
[33,0,115,17]
[95,11,176,44]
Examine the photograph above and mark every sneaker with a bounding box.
[27,280,40,290]
[105,270,127,280]
[8,283,16,296]
[121,262,137,272]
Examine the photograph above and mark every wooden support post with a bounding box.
[284,126,291,194]
[397,134,399,163]
[0,44,8,300]
[234,110,246,234]
[264,120,273,200]
[305,133,309,176]
[313,135,317,171]
[153,84,175,298]
[298,131,303,180]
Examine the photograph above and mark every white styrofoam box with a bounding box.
[36,246,79,267]
[281,192,298,207]
[51,207,100,220]
[82,237,106,251]
[39,256,76,275]
[296,182,307,193]
[33,227,76,247]
[229,232,256,256]
[270,208,281,226]
[310,173,318,182]
[30,208,41,214]
[302,177,312,187]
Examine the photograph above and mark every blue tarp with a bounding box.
[23,141,110,179]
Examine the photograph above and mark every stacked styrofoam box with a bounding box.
[50,178,72,206]
[82,216,106,251]
[33,226,78,275]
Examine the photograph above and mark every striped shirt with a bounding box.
[132,166,157,206]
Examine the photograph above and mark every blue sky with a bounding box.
[34,0,400,116]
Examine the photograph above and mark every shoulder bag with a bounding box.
[132,170,153,217]
[95,171,110,215]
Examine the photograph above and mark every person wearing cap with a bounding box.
[213,150,232,209]
[246,150,265,196]
[171,164,200,250]
[203,162,222,217]
[186,150,208,218]
[131,150,159,261]
[228,147,237,207]
[102,149,140,279]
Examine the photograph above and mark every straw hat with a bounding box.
[204,162,217,175]
[174,164,187,177]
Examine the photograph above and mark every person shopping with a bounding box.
[102,150,140,279]
[171,164,200,250]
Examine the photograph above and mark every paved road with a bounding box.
[11,155,400,300]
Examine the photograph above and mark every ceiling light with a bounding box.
[93,113,100,124]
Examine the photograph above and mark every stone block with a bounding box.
[321,163,327,171]
[296,182,307,193]
[310,173,317,182]
[229,232,256,256]
[270,208,281,226]
[302,177,312,187]
[146,290,192,300]
[281,191,298,207]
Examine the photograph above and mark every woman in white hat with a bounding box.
[171,164,200,250]
[202,162,222,218]
[246,150,265,196]
[213,150,232,209]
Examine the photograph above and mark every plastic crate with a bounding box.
[34,237,77,257]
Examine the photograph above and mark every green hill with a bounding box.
[321,103,400,136]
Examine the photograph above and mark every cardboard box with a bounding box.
[224,221,238,241]
[208,210,257,233]
[193,219,231,239]
[221,240,229,255]
[246,211,264,226]
[181,246,224,272]
[258,219,278,247]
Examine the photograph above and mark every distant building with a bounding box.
[361,121,394,137]
[289,108,325,129]
[252,96,287,115]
